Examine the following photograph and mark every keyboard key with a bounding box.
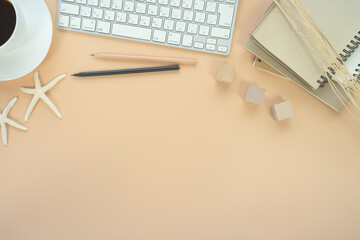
[218,4,235,27]
[187,23,198,34]
[206,44,215,51]
[104,10,115,21]
[92,8,103,19]
[140,16,150,26]
[88,0,98,6]
[171,8,182,19]
[194,0,204,11]
[206,2,216,13]
[152,18,163,29]
[182,0,193,9]
[80,6,91,17]
[168,32,181,45]
[97,20,110,33]
[128,14,139,24]
[99,0,111,8]
[195,12,205,23]
[116,12,127,22]
[58,15,70,27]
[153,30,166,42]
[199,25,209,36]
[170,0,180,7]
[82,18,96,31]
[175,21,186,32]
[183,10,194,21]
[217,45,228,53]
[112,24,152,40]
[60,3,80,15]
[194,42,204,49]
[70,16,81,29]
[211,27,230,39]
[112,0,123,10]
[136,3,146,14]
[124,1,134,11]
[158,0,169,5]
[182,34,193,47]
[148,5,158,15]
[207,38,216,44]
[160,7,170,17]
[76,0,86,4]
[207,14,218,25]
[164,19,174,30]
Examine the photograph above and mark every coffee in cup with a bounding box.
[0,0,16,47]
[0,0,25,55]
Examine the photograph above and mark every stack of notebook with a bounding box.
[244,0,360,111]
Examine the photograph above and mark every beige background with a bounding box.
[1,0,360,239]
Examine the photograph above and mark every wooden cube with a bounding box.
[216,63,235,84]
[271,101,294,121]
[245,85,266,104]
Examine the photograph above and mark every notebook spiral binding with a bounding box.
[355,65,360,80]
[317,31,360,88]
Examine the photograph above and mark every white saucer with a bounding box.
[0,0,53,81]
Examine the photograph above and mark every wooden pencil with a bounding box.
[90,53,197,65]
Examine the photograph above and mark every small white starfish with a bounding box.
[21,71,66,121]
[0,97,28,146]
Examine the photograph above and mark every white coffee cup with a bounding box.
[0,0,26,55]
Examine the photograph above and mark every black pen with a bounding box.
[71,65,180,77]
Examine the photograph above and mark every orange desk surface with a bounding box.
[1,0,359,239]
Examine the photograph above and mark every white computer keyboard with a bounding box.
[57,0,238,55]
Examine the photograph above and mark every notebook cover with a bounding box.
[253,57,286,79]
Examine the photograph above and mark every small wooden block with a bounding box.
[216,63,235,84]
[245,85,266,104]
[271,101,294,121]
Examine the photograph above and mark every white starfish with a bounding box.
[21,71,66,121]
[0,97,28,146]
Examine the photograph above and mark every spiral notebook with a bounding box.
[248,0,360,90]
[245,36,347,112]
[244,0,360,111]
